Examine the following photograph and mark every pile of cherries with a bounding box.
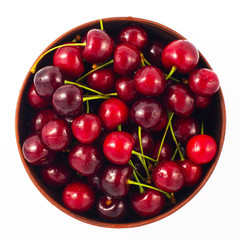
[22,20,220,223]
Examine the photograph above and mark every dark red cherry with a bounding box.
[27,84,51,109]
[195,94,212,109]
[118,25,148,50]
[113,43,141,75]
[172,116,200,145]
[177,159,203,187]
[33,66,64,98]
[97,195,127,222]
[115,76,140,104]
[86,67,117,93]
[163,83,195,117]
[30,108,57,133]
[149,108,168,132]
[99,163,133,198]
[103,131,134,165]
[40,161,74,189]
[133,66,166,96]
[62,181,95,213]
[71,113,102,144]
[152,160,184,192]
[98,98,129,130]
[186,134,217,164]
[41,118,72,151]
[151,140,173,162]
[68,143,103,176]
[83,29,114,64]
[22,134,56,166]
[87,170,102,192]
[162,40,199,74]
[52,84,83,117]
[188,68,220,96]
[130,98,165,129]
[131,189,165,218]
[53,44,84,78]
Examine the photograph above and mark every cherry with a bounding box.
[97,195,127,222]
[68,143,103,176]
[172,116,200,145]
[103,131,135,165]
[152,160,184,193]
[149,108,168,132]
[195,94,212,109]
[99,163,133,198]
[115,76,140,104]
[133,66,166,96]
[33,66,64,99]
[71,113,102,144]
[62,181,95,213]
[151,141,173,162]
[40,160,74,189]
[53,44,85,78]
[118,25,148,50]
[188,68,220,96]
[52,84,83,117]
[86,67,117,93]
[30,108,57,133]
[130,98,166,129]
[186,134,217,164]
[113,43,141,75]
[162,40,199,75]
[83,29,114,64]
[130,189,165,218]
[98,97,129,130]
[163,83,195,117]
[41,118,72,151]
[27,84,51,109]
[22,134,56,166]
[176,159,203,187]
[87,170,102,192]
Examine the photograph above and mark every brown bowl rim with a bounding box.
[15,16,226,228]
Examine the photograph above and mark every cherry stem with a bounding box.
[82,95,110,102]
[99,19,104,31]
[140,53,146,67]
[117,124,122,131]
[30,42,87,74]
[86,95,90,114]
[128,160,146,182]
[132,150,157,163]
[132,168,144,193]
[156,112,174,163]
[171,146,179,161]
[201,115,204,134]
[76,59,114,83]
[166,65,177,80]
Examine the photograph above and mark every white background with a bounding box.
[1,0,239,239]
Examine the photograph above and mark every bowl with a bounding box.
[15,16,226,228]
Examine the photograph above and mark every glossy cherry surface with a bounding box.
[133,66,166,96]
[103,131,135,165]
[41,118,72,151]
[71,113,102,144]
[195,94,212,109]
[68,143,103,176]
[186,134,217,164]
[62,181,95,213]
[151,140,173,161]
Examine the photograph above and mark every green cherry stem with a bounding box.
[82,95,110,102]
[201,115,204,134]
[132,169,144,193]
[30,42,87,74]
[166,65,177,80]
[171,146,179,161]
[99,19,104,31]
[128,160,146,182]
[132,150,157,163]
[117,124,122,131]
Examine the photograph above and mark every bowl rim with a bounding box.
[15,16,226,228]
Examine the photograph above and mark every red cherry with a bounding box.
[186,134,217,164]
[83,29,114,64]
[98,98,129,131]
[195,94,212,109]
[62,181,95,213]
[151,141,174,162]
[103,131,135,165]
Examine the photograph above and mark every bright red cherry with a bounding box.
[22,134,56,166]
[71,113,102,144]
[98,98,129,130]
[83,29,114,64]
[152,160,184,193]
[133,66,166,96]
[163,83,195,117]
[188,68,220,96]
[53,45,85,79]
[41,118,72,151]
[113,43,141,75]
[186,134,217,164]
[62,181,95,213]
[118,25,149,50]
[103,131,135,165]
[130,189,165,218]
[162,40,199,74]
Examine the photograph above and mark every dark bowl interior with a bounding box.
[15,17,226,228]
